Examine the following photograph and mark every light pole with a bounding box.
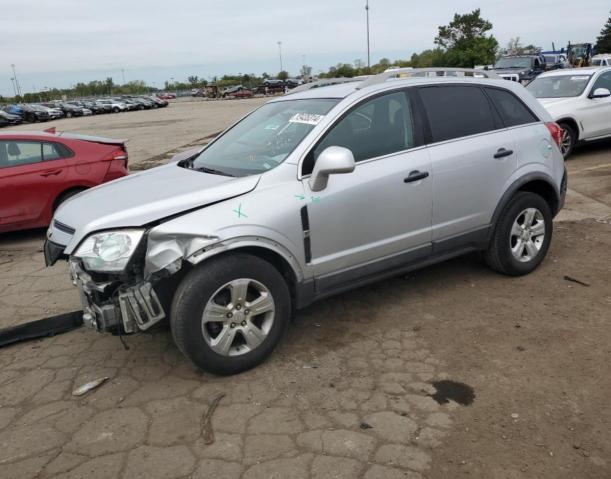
[277,41,283,74]
[11,64,22,97]
[121,69,126,84]
[365,1,371,72]
[10,77,17,97]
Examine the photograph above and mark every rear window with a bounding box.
[419,86,497,143]
[485,88,538,127]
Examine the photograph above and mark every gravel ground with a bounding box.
[0,100,609,479]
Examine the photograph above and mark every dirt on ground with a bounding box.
[0,100,609,479]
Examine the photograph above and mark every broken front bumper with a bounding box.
[69,260,165,334]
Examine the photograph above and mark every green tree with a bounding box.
[187,75,199,85]
[434,9,498,67]
[595,12,611,53]
[277,70,289,80]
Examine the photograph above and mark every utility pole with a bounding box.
[121,69,126,84]
[10,77,17,97]
[277,41,283,74]
[11,64,21,97]
[365,1,371,72]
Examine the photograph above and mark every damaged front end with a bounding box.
[70,259,166,333]
[66,227,219,335]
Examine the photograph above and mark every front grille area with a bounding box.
[53,220,76,235]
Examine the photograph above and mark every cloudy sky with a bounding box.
[1,0,609,96]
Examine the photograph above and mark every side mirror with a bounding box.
[591,88,611,99]
[309,146,355,192]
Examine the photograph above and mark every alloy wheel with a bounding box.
[560,128,572,156]
[201,278,275,357]
[509,208,545,262]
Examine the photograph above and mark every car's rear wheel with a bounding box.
[54,188,86,212]
[485,192,553,276]
[112,107,120,113]
[171,254,291,375]
[65,111,72,118]
[558,122,576,159]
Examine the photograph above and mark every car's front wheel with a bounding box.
[171,254,291,375]
[485,192,553,276]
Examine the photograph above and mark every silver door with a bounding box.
[302,90,433,282]
[417,84,517,241]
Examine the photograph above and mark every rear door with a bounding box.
[417,84,517,244]
[0,140,67,228]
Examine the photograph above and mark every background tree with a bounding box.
[187,75,199,85]
[300,64,313,80]
[434,9,498,67]
[277,70,289,81]
[595,12,611,53]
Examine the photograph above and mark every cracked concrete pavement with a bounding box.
[0,101,610,478]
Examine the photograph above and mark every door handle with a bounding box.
[493,148,514,159]
[40,169,61,177]
[404,170,429,183]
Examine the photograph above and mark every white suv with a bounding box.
[45,68,567,374]
[527,66,611,158]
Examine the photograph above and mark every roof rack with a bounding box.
[357,67,502,89]
[287,76,369,95]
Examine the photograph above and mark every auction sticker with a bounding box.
[289,113,324,125]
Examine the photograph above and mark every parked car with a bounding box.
[96,99,127,113]
[157,92,176,100]
[0,110,23,126]
[527,66,611,158]
[93,100,113,113]
[255,79,285,94]
[149,96,169,107]
[3,105,24,117]
[223,86,253,99]
[543,54,569,70]
[0,130,129,233]
[20,104,50,123]
[591,54,611,67]
[490,55,547,83]
[38,104,65,120]
[45,68,566,375]
[54,102,85,118]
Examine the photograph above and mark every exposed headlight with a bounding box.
[74,229,144,272]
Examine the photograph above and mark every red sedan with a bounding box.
[0,129,128,233]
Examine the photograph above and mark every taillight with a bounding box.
[545,122,563,149]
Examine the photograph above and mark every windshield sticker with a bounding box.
[289,113,324,126]
[570,76,587,81]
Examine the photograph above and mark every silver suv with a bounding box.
[45,68,567,375]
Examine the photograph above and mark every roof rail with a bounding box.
[357,67,502,89]
[286,77,369,95]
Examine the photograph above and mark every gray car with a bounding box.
[45,68,567,375]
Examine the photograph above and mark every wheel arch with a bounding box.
[490,174,561,236]
[52,185,89,211]
[556,117,580,140]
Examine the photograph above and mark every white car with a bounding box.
[526,67,611,158]
[591,54,611,67]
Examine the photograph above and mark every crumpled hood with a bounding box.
[54,161,260,253]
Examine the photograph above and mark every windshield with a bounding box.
[494,57,532,69]
[188,98,339,177]
[527,75,592,98]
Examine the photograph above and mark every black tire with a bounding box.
[484,192,553,276]
[171,254,291,375]
[558,122,576,159]
[65,111,72,118]
[27,114,36,123]
[112,107,120,113]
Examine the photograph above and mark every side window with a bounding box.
[42,143,62,161]
[305,91,415,174]
[485,88,538,127]
[592,71,611,91]
[0,141,43,168]
[419,86,496,143]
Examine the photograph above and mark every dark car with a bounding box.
[149,96,168,107]
[490,55,547,84]
[255,79,286,95]
[56,102,85,118]
[93,100,113,113]
[0,110,23,126]
[20,104,50,123]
